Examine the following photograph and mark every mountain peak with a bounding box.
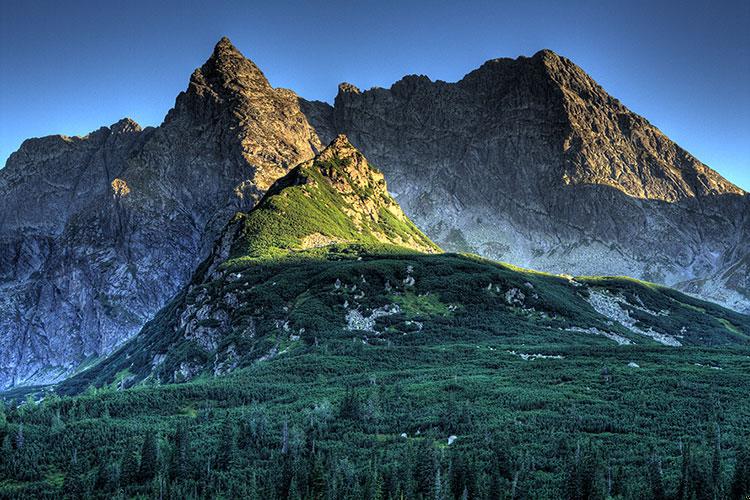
[197,36,268,88]
[338,82,361,95]
[109,117,141,134]
[226,137,440,260]
[209,36,246,65]
[317,134,356,160]
[215,36,238,51]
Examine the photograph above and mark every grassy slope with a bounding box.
[3,249,750,498]
[3,140,749,498]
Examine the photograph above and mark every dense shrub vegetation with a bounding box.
[3,146,748,498]
[2,332,749,498]
[2,248,749,498]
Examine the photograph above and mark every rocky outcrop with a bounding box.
[3,40,747,389]
[0,38,322,388]
[301,50,749,312]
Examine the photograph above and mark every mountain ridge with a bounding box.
[1,37,747,390]
[0,38,323,389]
[58,139,750,393]
[301,45,749,312]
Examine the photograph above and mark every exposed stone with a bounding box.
[0,37,322,388]
[302,50,749,313]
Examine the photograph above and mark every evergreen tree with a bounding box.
[15,422,24,450]
[288,476,302,500]
[566,441,600,500]
[51,409,65,434]
[339,387,361,421]
[433,467,444,500]
[710,424,722,499]
[0,434,12,475]
[170,421,190,481]
[63,448,90,498]
[442,394,458,434]
[730,443,750,500]
[121,444,140,485]
[365,462,384,500]
[677,442,693,500]
[217,418,238,470]
[139,430,158,482]
[309,452,326,500]
[648,455,666,500]
[415,441,435,497]
[281,417,289,455]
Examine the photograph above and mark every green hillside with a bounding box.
[2,137,749,499]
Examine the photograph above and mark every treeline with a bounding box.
[1,387,748,499]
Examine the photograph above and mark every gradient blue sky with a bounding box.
[1,0,748,189]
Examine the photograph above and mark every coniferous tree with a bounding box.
[648,455,666,500]
[309,452,326,500]
[121,442,140,485]
[710,424,722,499]
[51,409,64,434]
[64,448,90,498]
[0,434,12,476]
[281,417,289,455]
[217,418,237,470]
[288,476,302,500]
[566,441,600,500]
[677,442,692,500]
[730,444,750,500]
[415,441,436,497]
[139,430,158,482]
[15,423,24,450]
[170,421,190,481]
[339,388,361,421]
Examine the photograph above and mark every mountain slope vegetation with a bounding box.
[2,138,747,499]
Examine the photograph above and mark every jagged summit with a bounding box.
[109,117,142,134]
[303,47,749,313]
[198,36,269,87]
[226,134,440,260]
[0,37,324,389]
[214,36,241,55]
[338,82,361,95]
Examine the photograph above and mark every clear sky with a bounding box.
[1,0,748,190]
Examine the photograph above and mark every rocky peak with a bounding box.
[226,135,440,260]
[197,36,270,91]
[338,82,361,95]
[109,117,142,134]
[302,48,750,312]
[163,37,323,193]
[0,37,324,389]
[305,134,390,206]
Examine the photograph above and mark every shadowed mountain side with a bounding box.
[299,49,748,311]
[0,38,323,389]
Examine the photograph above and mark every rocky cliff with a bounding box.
[301,49,749,312]
[59,138,750,393]
[2,40,747,389]
[0,38,322,388]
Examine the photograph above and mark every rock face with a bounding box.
[58,138,750,393]
[301,50,749,312]
[60,137,443,388]
[0,38,322,388]
[2,40,748,389]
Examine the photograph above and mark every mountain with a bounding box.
[301,50,750,313]
[0,38,322,389]
[15,139,745,499]
[3,39,748,392]
[59,137,749,392]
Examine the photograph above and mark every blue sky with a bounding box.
[1,0,748,190]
